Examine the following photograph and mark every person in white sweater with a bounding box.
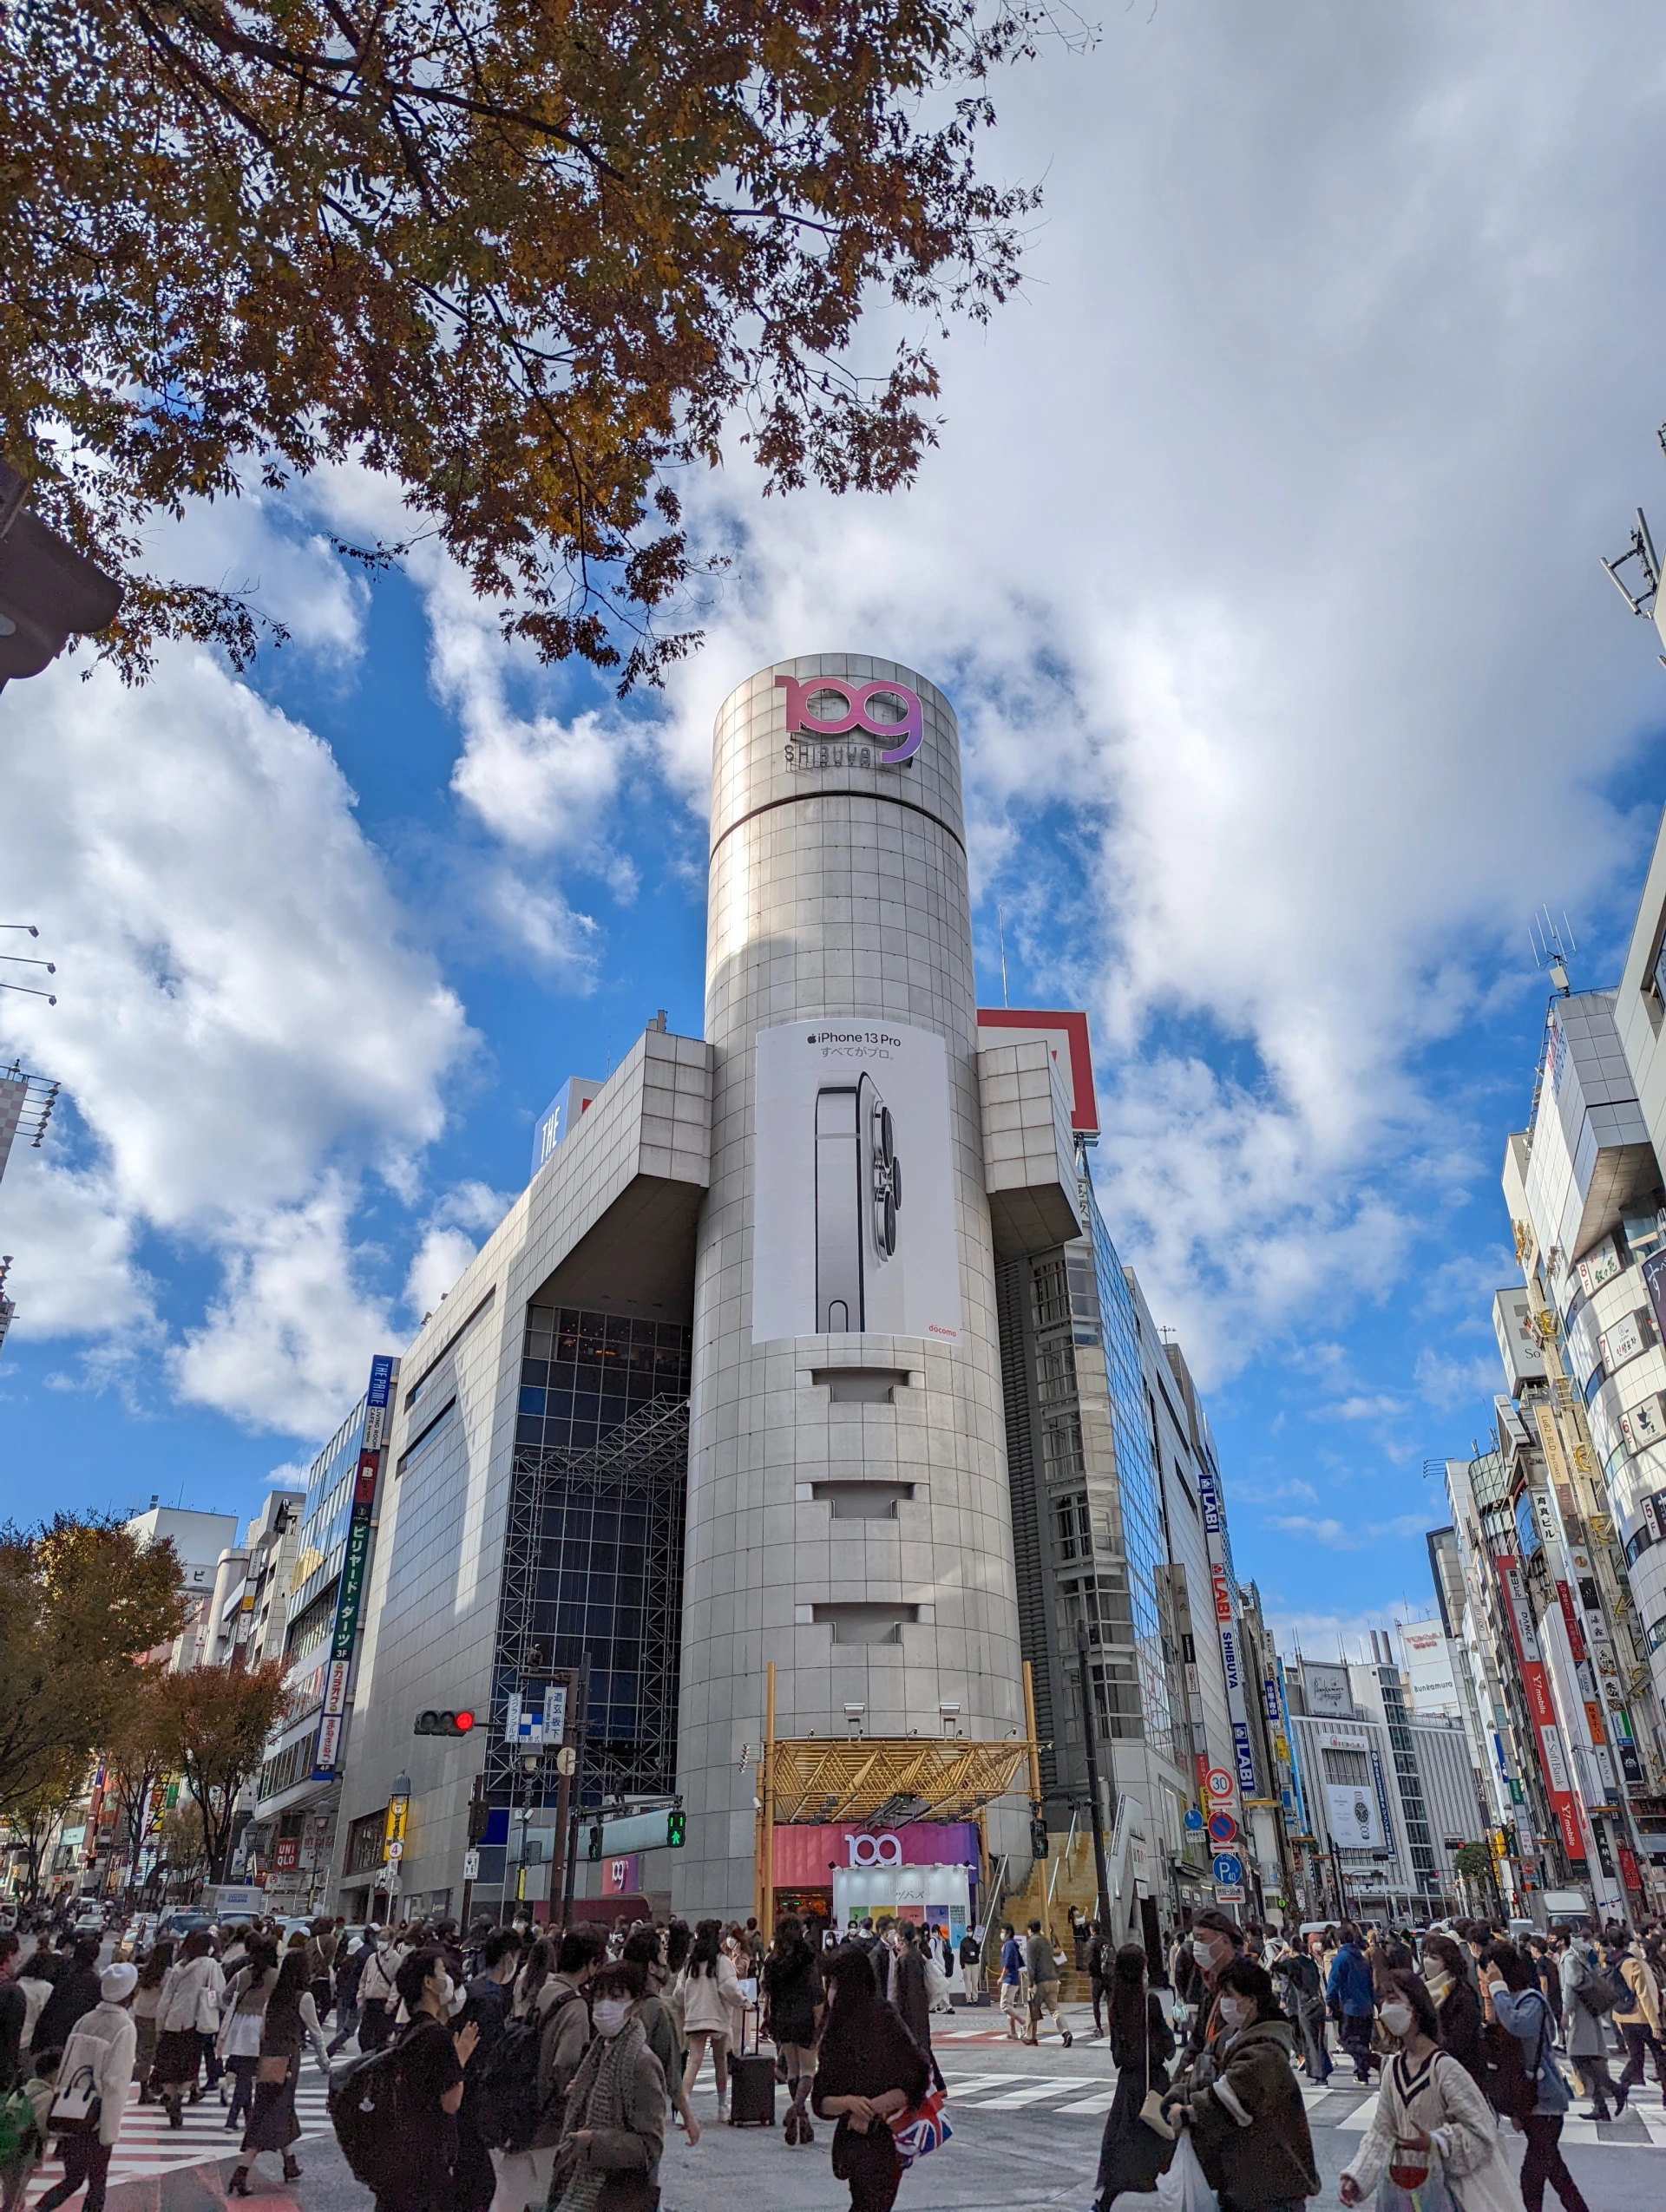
[1341,1971,1524,2212]
[677,1921,745,2123]
[36,1965,139,2212]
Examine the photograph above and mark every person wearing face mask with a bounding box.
[1420,1934,1486,2092]
[550,1961,666,2212]
[361,1947,479,2212]
[1324,1923,1377,2086]
[1177,1911,1243,2073]
[1341,1971,1524,2212]
[1163,1959,1317,2212]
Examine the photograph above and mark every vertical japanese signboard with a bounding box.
[1197,1461,1259,1799]
[1492,1553,1584,1860]
[313,1354,395,1778]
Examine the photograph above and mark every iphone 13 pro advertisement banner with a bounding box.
[751,1021,961,1345]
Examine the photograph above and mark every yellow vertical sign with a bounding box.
[383,1796,408,1862]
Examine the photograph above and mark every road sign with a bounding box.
[462,1849,480,1881]
[1205,1768,1234,1802]
[1215,1885,1245,1904]
[555,1745,577,1777]
[1183,1808,1204,1832]
[1208,1811,1238,1846]
[385,1839,403,1862]
[1212,1852,1243,1886]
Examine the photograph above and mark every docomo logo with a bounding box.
[776,674,923,764]
[846,1831,903,1868]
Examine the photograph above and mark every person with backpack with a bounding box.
[482,1926,601,2212]
[1482,1940,1589,2212]
[454,1931,522,2212]
[1558,1926,1618,2119]
[364,1947,477,2212]
[35,1965,137,2212]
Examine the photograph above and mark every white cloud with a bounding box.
[1271,1512,1437,1552]
[170,1179,392,1435]
[602,0,1666,1386]
[403,1181,512,1323]
[1260,1607,1407,1665]
[0,641,474,1433]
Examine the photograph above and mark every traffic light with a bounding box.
[587,1822,604,1862]
[1030,1816,1049,1860]
[467,1797,491,1846]
[666,1808,685,1848]
[415,1709,476,1736]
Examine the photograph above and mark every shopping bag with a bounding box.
[1138,2088,1176,2140]
[1154,2130,1217,2212]
[1373,2146,1461,2212]
[889,2083,952,2168]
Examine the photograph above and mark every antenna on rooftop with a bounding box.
[1601,434,1666,667]
[1528,906,1576,994]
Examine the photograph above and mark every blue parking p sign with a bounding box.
[1212,1853,1243,1887]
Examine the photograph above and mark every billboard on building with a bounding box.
[751,1020,961,1343]
[1304,1663,1353,1718]
[1492,1289,1545,1393]
[1326,1782,1381,1849]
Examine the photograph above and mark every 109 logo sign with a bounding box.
[777,674,923,766]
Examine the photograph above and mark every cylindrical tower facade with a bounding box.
[674,651,1027,1918]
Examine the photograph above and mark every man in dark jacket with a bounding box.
[31,1935,102,2057]
[1086,1922,1110,2037]
[1269,1942,1330,2084]
[1325,1924,1377,2084]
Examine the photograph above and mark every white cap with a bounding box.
[101,1964,138,2003]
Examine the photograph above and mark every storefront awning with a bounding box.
[769,1736,1035,1824]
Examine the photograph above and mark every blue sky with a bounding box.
[6,3,1666,1660]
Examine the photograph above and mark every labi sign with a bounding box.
[777,674,922,769]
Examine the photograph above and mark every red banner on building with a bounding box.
[1494,1554,1586,1861]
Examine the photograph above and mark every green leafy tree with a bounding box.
[2,1,1057,686]
[0,1513,188,1813]
[3,1751,88,1901]
[155,1660,297,1882]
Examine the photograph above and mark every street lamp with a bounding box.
[0,463,122,690]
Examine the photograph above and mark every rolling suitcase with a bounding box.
[727,2001,776,2127]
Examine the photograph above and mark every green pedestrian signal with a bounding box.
[666,1809,685,1848]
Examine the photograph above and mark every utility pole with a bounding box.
[1078,1629,1115,1935]
[561,1653,591,1932]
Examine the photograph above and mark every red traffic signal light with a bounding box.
[415,1709,476,1737]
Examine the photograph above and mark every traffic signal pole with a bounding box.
[560,1654,589,1933]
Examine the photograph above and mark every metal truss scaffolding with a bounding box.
[487,1391,689,1809]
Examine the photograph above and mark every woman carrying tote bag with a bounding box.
[1092,1943,1177,2212]
[1341,1971,1524,2212]
[226,1951,327,2196]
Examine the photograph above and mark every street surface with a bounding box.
[27,1998,1660,2212]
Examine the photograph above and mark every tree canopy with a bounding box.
[154,1659,295,1880]
[0,1512,189,1813]
[3,1,1050,686]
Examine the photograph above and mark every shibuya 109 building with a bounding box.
[274,655,1270,1940]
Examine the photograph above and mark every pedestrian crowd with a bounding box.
[1084,1905,1666,2212]
[0,1899,1656,2212]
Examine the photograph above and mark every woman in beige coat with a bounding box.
[1341,1973,1523,2212]
[1612,1939,1663,2113]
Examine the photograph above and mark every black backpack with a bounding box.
[471,1987,582,2153]
[328,2041,425,2198]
